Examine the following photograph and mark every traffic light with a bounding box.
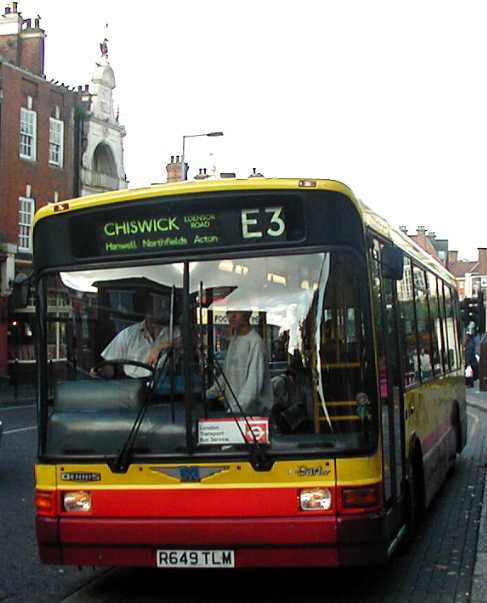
[462,293,485,334]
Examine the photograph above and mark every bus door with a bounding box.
[371,241,406,510]
[382,279,405,504]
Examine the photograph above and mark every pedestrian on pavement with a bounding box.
[465,332,478,387]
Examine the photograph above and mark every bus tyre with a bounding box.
[404,455,424,548]
[405,467,418,539]
[448,408,461,475]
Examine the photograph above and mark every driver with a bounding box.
[92,294,181,379]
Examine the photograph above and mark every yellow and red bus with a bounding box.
[33,178,466,568]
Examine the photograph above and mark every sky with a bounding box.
[15,0,487,259]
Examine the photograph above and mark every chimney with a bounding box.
[18,12,46,76]
[448,250,458,265]
[166,155,187,183]
[416,226,426,234]
[399,225,408,234]
[12,1,17,12]
[194,168,210,180]
[479,248,487,276]
[0,4,22,64]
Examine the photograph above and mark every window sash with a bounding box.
[49,118,64,167]
[18,197,35,251]
[20,108,37,160]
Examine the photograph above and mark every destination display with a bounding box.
[70,195,305,259]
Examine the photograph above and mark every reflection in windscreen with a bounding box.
[42,251,375,459]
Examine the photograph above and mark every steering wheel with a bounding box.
[151,347,174,390]
[93,359,155,380]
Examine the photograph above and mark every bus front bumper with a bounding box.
[37,512,388,568]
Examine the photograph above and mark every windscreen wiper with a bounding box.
[212,355,273,472]
[109,352,172,474]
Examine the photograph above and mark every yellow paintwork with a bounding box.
[35,464,57,489]
[33,178,355,226]
[404,372,465,456]
[336,453,383,487]
[34,451,383,492]
[32,177,456,288]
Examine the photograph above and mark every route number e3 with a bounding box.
[241,207,286,239]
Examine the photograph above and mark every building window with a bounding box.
[20,107,37,160]
[18,197,35,252]
[49,118,64,167]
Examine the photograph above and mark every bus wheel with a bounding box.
[396,464,419,556]
[404,453,424,546]
[405,466,418,539]
[448,407,461,475]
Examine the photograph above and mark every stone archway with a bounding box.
[93,143,117,177]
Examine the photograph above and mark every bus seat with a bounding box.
[53,379,146,411]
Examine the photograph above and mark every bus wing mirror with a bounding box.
[11,272,32,308]
[381,245,404,280]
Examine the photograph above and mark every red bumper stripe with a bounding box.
[58,516,337,546]
[61,545,339,568]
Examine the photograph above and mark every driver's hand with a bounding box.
[89,367,99,379]
[146,343,170,367]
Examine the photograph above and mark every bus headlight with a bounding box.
[63,491,92,512]
[299,487,332,511]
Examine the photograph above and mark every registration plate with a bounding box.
[156,549,235,568]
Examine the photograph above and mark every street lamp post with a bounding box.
[181,131,223,181]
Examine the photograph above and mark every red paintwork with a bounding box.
[36,485,389,567]
[58,515,337,546]
[58,487,336,518]
[61,545,339,568]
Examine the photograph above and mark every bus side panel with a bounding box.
[406,374,465,509]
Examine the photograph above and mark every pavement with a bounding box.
[466,383,487,602]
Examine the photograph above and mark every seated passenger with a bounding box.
[206,310,273,415]
[92,295,181,379]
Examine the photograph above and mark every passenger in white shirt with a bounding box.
[92,297,180,379]
[206,311,273,414]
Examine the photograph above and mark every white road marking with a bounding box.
[0,404,36,411]
[3,425,37,435]
[467,410,479,439]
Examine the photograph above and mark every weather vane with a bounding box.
[100,23,109,58]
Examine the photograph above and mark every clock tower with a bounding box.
[78,38,127,196]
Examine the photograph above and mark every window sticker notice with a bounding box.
[198,417,269,445]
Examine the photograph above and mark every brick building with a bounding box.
[448,248,487,301]
[0,3,127,384]
[0,3,79,383]
[402,225,487,331]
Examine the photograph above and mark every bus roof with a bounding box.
[33,177,456,287]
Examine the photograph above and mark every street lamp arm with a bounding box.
[181,131,224,181]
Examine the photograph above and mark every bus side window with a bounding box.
[397,257,419,388]
[413,266,433,382]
